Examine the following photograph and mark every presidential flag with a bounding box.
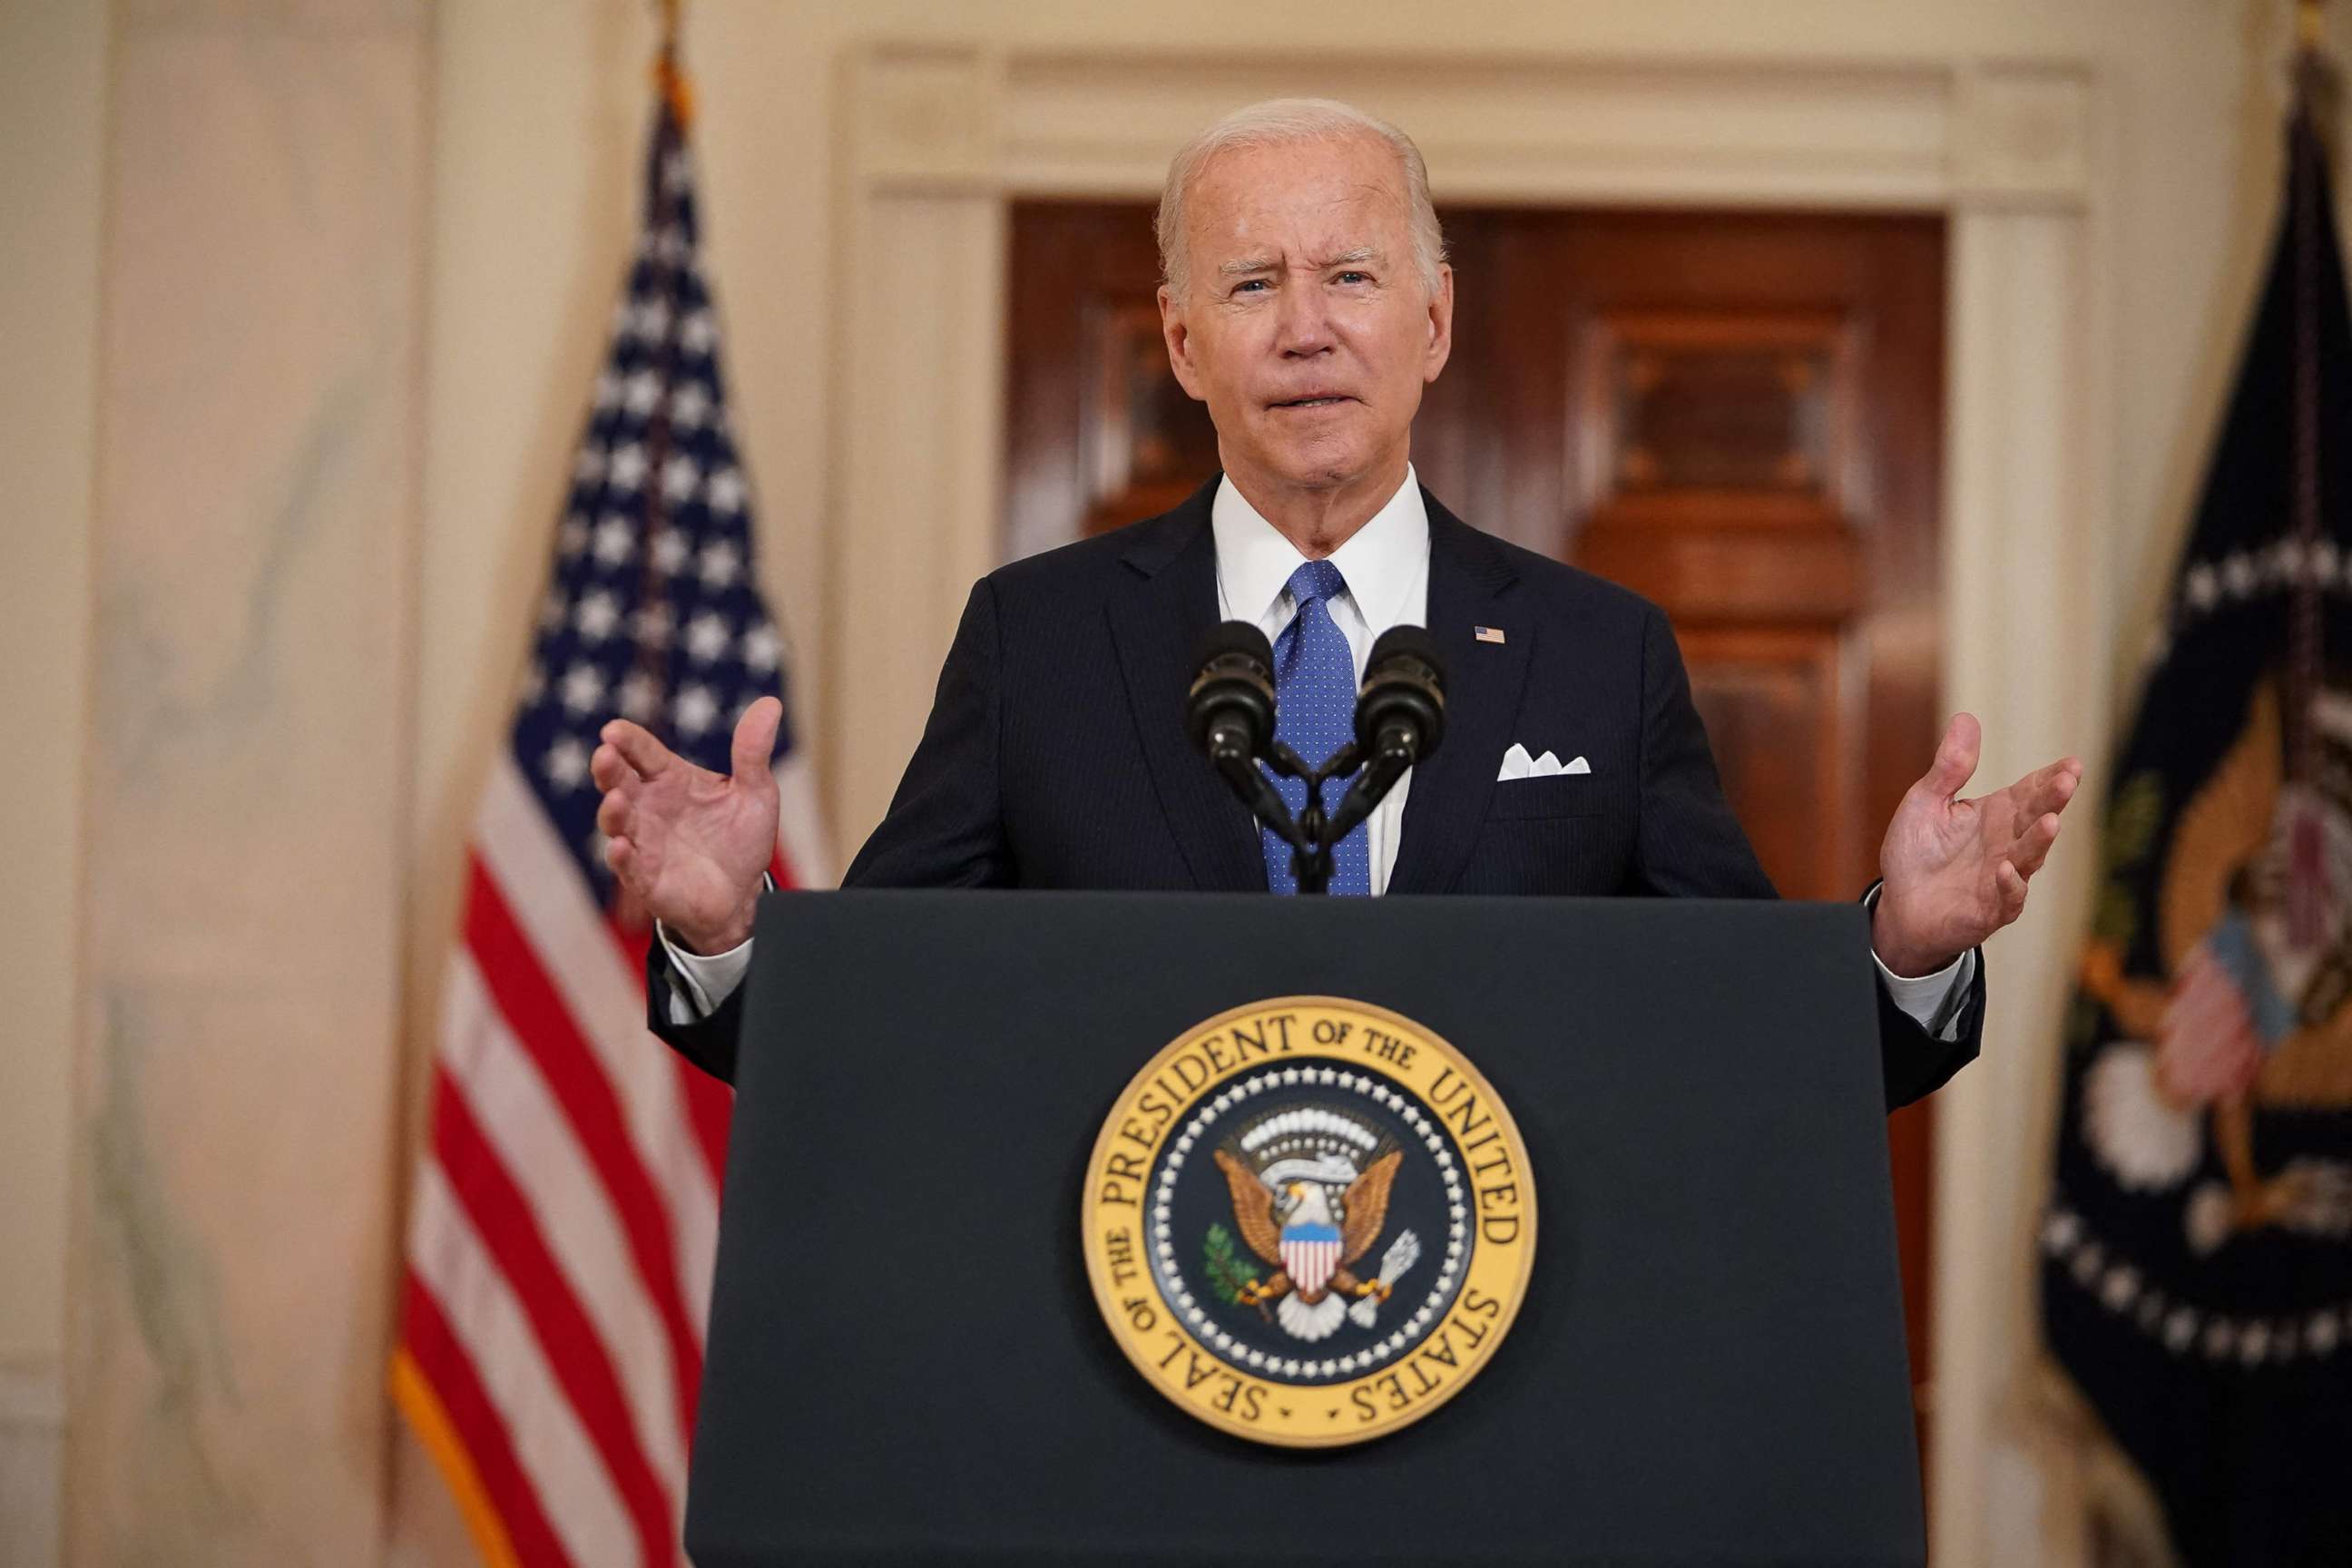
[2041,103,2352,1566]
[390,51,828,1568]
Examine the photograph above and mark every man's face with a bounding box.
[1159,132,1454,500]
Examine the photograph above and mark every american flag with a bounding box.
[391,74,827,1568]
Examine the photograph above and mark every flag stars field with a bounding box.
[662,453,701,504]
[684,611,731,664]
[618,671,660,723]
[672,683,718,737]
[698,539,740,588]
[631,602,674,650]
[593,515,636,565]
[706,467,745,514]
[559,662,606,716]
[609,442,648,492]
[651,529,690,577]
[574,591,622,643]
[542,735,589,791]
[740,622,780,673]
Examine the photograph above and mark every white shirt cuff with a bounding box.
[1862,882,1974,1041]
[1873,946,1975,1042]
[656,923,754,1023]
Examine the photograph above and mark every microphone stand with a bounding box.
[1259,738,1414,896]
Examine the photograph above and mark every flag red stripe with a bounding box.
[608,916,732,1201]
[465,855,703,1445]
[401,1269,576,1568]
[669,848,782,1182]
[680,1063,731,1196]
[432,1069,677,1568]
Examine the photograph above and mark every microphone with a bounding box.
[1187,621,1278,763]
[1188,622,1306,850]
[1326,626,1446,847]
[1353,625,1446,768]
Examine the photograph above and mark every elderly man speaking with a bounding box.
[589,98,2082,1101]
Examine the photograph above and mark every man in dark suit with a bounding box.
[590,98,2081,1104]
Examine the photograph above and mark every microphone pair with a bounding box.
[1185,621,1447,887]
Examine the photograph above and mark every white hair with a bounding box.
[1154,97,1447,302]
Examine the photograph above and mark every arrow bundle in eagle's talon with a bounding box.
[1348,1230,1423,1328]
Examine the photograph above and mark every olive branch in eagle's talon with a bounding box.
[1201,1222,1275,1322]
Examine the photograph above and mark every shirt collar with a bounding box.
[1210,465,1429,630]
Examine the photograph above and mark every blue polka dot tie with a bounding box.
[1263,560,1370,895]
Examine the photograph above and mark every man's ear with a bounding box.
[1421,262,1455,385]
[1159,284,1206,402]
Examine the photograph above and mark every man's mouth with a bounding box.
[1269,394,1356,410]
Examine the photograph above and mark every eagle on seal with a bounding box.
[1214,1145,1410,1342]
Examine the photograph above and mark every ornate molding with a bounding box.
[851,45,2098,211]
[849,45,1003,191]
[1004,53,1963,208]
[1953,62,2097,210]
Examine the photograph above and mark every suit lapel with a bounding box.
[1387,495,1530,895]
[1106,479,1269,892]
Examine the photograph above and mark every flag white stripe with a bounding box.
[409,1160,639,1568]
[444,954,690,1515]
[478,755,720,1328]
[773,750,834,888]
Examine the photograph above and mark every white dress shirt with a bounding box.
[662,466,1972,1034]
[1212,464,1429,894]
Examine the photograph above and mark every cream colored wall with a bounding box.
[0,4,105,1563]
[0,0,2331,1563]
[10,2,432,1564]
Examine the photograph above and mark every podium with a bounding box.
[685,891,1925,1567]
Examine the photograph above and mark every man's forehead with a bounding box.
[1187,143,1409,258]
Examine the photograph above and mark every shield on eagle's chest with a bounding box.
[1279,1220,1342,1296]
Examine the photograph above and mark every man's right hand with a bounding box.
[592,696,782,955]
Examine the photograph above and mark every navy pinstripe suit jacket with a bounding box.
[646,477,1984,1105]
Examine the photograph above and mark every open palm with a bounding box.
[1873,713,2082,976]
[591,697,783,954]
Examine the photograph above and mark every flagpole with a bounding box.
[655,0,692,130]
[2287,0,2337,946]
[2296,0,2338,156]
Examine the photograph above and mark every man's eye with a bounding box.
[1232,279,1269,295]
[1335,270,1371,285]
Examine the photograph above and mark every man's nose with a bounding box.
[1275,284,1334,357]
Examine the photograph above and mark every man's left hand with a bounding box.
[1872,712,2082,977]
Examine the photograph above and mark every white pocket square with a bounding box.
[1497,745,1591,781]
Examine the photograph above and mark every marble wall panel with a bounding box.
[71,8,426,1564]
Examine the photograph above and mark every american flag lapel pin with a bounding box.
[1474,625,1506,644]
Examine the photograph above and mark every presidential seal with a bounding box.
[1082,996,1535,1446]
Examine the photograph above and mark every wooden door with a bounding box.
[1006,202,1945,1448]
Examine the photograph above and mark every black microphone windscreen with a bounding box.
[1367,624,1443,681]
[1193,620,1276,671]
